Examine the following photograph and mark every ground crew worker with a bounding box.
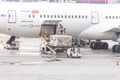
[59,24,63,35]
[59,24,66,35]
[63,28,66,35]
[60,27,64,35]
[41,28,46,39]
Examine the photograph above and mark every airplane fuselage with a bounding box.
[0,2,120,40]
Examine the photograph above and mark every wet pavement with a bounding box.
[0,39,120,80]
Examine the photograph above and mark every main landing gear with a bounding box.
[112,44,120,53]
[90,41,108,50]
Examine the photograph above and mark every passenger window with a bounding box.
[33,15,35,18]
[113,16,114,19]
[65,15,67,18]
[109,16,111,19]
[82,15,84,19]
[68,15,70,18]
[54,15,56,18]
[72,15,74,18]
[51,15,53,18]
[29,14,31,18]
[44,15,46,18]
[40,15,42,18]
[116,16,118,19]
[106,16,108,19]
[61,15,63,18]
[85,15,87,19]
[58,15,60,18]
[47,15,49,18]
[75,15,77,18]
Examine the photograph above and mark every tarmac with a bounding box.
[0,37,120,80]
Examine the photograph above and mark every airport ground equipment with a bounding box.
[72,39,91,47]
[40,35,82,61]
[6,36,16,44]
[67,46,81,58]
[4,41,20,50]
[40,37,56,61]
[4,36,20,50]
[111,37,120,53]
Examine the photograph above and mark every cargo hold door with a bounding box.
[40,20,61,37]
[8,10,16,23]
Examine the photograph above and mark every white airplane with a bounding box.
[0,2,120,52]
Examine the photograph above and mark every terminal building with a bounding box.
[1,0,120,4]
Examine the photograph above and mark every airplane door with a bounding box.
[91,12,99,24]
[8,10,16,23]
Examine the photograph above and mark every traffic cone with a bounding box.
[116,60,119,65]
[1,40,3,43]
[0,40,3,44]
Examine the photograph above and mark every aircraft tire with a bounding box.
[99,42,103,49]
[100,42,108,49]
[112,45,118,52]
[16,48,19,50]
[115,45,120,53]
[90,42,95,49]
[92,42,101,50]
[70,53,73,58]
[67,54,70,58]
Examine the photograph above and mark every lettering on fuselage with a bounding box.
[0,14,6,17]
[21,20,34,23]
[20,24,40,28]
[20,10,31,13]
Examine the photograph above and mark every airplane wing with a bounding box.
[100,23,120,33]
[105,27,120,33]
[87,22,120,33]
[79,22,120,40]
